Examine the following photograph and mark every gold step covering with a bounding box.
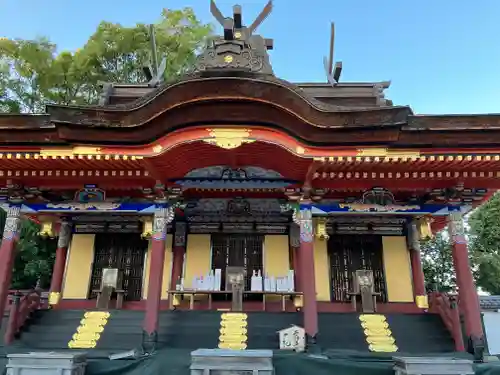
[68,311,110,349]
[218,313,248,350]
[359,314,398,353]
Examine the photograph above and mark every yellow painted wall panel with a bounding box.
[183,234,211,289]
[62,234,95,299]
[142,234,173,300]
[314,238,331,301]
[382,236,414,302]
[264,235,290,301]
[263,235,290,277]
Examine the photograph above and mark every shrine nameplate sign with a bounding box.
[278,325,305,352]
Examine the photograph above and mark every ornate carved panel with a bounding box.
[174,222,187,247]
[72,215,172,234]
[185,166,283,179]
[327,216,406,236]
[184,198,290,223]
[362,187,395,205]
[174,166,295,189]
[188,222,287,234]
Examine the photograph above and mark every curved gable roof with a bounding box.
[46,73,411,130]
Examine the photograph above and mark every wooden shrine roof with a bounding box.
[0,73,499,150]
[103,80,393,107]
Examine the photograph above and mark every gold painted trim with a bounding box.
[204,129,255,150]
[296,146,306,154]
[3,140,500,165]
[0,152,144,160]
[0,170,149,178]
[313,170,498,180]
[357,148,420,158]
[40,146,102,157]
[416,295,429,309]
[39,149,74,157]
[0,168,496,181]
[48,292,60,305]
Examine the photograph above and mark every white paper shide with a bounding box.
[252,269,295,292]
[185,269,222,291]
[184,268,295,292]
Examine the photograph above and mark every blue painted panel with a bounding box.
[21,202,159,213]
[298,203,459,215]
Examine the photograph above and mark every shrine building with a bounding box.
[0,0,491,356]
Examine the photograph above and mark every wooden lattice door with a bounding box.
[328,235,387,302]
[211,234,264,292]
[89,233,148,301]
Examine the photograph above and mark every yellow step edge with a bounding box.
[68,311,110,349]
[218,312,248,350]
[359,314,398,353]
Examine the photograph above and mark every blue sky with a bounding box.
[1,0,499,114]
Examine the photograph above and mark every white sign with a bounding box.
[278,325,305,352]
[102,268,119,288]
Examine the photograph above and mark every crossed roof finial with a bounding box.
[210,0,274,50]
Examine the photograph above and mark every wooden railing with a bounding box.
[3,289,48,345]
[429,291,465,351]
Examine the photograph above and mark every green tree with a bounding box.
[0,7,211,287]
[468,193,500,295]
[421,193,500,295]
[0,7,212,112]
[0,37,56,113]
[421,233,456,292]
[83,8,211,85]
[0,209,57,289]
[0,60,20,113]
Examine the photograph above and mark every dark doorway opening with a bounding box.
[89,233,148,301]
[211,234,264,301]
[328,235,387,302]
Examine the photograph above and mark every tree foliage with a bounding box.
[0,7,211,288]
[421,193,500,296]
[0,209,57,289]
[421,233,455,292]
[0,7,211,112]
[468,193,500,295]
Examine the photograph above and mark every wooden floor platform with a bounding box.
[53,299,424,314]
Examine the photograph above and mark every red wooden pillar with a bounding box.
[290,224,301,292]
[298,208,318,341]
[0,206,21,325]
[170,222,186,290]
[143,204,171,352]
[448,211,484,350]
[408,221,427,307]
[49,219,72,306]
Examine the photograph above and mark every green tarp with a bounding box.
[82,349,473,375]
[476,362,500,375]
[1,348,497,375]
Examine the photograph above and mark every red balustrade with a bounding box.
[429,291,465,352]
[3,289,48,345]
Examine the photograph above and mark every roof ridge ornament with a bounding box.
[210,0,273,45]
[323,22,343,86]
[143,24,167,87]
[191,1,274,75]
